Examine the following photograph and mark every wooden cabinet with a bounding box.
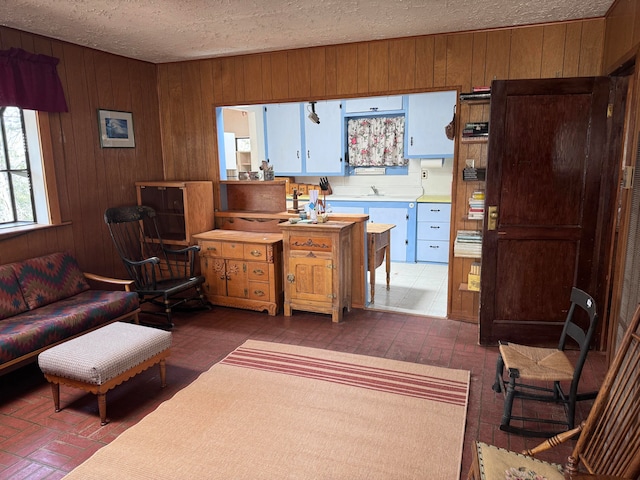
[192,230,283,315]
[136,181,214,246]
[279,221,354,322]
[405,91,456,159]
[417,203,451,263]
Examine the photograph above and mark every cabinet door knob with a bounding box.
[253,268,265,276]
[253,290,265,297]
[287,273,295,283]
[251,250,262,257]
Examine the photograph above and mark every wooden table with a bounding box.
[367,223,395,304]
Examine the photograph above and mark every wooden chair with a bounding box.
[493,287,599,437]
[468,303,640,479]
[104,205,209,329]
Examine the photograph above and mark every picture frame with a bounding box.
[97,109,135,148]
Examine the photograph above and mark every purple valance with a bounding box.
[0,47,68,112]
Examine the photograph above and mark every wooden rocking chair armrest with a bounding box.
[521,422,584,457]
[163,244,201,255]
[123,256,161,267]
[83,273,136,291]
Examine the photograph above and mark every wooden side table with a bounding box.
[367,223,395,304]
[279,221,354,323]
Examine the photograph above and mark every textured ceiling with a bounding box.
[2,0,615,64]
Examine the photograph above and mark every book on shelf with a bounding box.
[460,91,491,101]
[462,122,489,137]
[472,86,491,93]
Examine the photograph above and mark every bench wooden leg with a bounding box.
[97,393,108,426]
[50,383,61,412]
[159,359,167,388]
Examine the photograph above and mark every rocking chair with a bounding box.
[468,303,640,479]
[492,287,599,437]
[104,205,209,329]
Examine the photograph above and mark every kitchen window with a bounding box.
[347,116,406,167]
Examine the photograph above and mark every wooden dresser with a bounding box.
[279,221,354,322]
[192,230,283,315]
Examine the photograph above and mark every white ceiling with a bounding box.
[3,0,615,64]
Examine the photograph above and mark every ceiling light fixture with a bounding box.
[307,102,320,124]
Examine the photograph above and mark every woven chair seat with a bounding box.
[473,442,564,480]
[499,343,575,382]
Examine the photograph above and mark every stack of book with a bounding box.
[454,230,482,258]
[468,190,485,220]
[459,86,491,102]
[462,122,489,139]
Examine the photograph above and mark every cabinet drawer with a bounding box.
[289,235,332,252]
[199,240,222,257]
[417,240,449,263]
[417,222,450,241]
[221,241,244,259]
[248,281,271,301]
[247,262,269,281]
[417,203,451,223]
[244,244,267,260]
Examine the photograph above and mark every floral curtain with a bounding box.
[347,116,406,167]
[0,48,68,112]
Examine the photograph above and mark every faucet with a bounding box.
[370,185,379,196]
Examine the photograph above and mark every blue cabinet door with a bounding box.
[304,100,343,175]
[265,103,303,175]
[405,91,456,159]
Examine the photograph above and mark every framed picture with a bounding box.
[97,109,135,148]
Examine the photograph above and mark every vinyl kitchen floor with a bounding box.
[367,262,448,317]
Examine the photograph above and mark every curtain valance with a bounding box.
[0,47,68,112]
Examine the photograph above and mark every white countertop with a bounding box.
[326,194,419,202]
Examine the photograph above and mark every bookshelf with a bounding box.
[449,90,490,322]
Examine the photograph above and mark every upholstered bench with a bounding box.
[38,322,172,425]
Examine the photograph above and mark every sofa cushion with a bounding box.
[0,289,139,365]
[12,252,90,310]
[0,265,29,320]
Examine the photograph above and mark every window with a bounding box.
[0,106,49,229]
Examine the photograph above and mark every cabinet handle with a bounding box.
[250,250,262,257]
[410,136,414,146]
[253,268,265,276]
[430,209,441,213]
[207,246,217,251]
[253,290,265,297]
[307,150,310,158]
[430,245,439,249]
[430,226,440,229]
[287,273,295,283]
[297,150,300,159]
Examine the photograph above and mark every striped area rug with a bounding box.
[64,340,470,480]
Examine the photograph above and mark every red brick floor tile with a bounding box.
[0,306,609,479]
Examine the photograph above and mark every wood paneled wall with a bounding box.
[603,0,640,72]
[0,27,163,278]
[157,19,605,322]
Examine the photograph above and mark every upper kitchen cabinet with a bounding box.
[344,95,404,114]
[264,102,303,175]
[405,91,457,159]
[304,100,343,175]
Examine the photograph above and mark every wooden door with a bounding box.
[479,77,627,346]
[289,256,333,303]
[225,259,249,298]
